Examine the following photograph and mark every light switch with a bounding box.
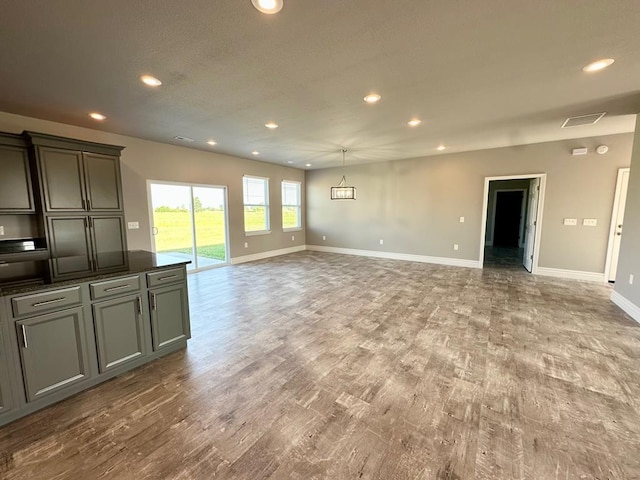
[583,218,597,227]
[322,235,326,241]
[127,221,139,229]
[379,239,384,245]
[0,226,4,235]
[563,218,577,226]
[459,216,465,223]
[453,244,459,251]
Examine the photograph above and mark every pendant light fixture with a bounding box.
[331,149,356,200]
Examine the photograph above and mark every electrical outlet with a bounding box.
[244,242,248,248]
[322,235,326,241]
[291,235,295,241]
[453,244,459,251]
[582,218,597,227]
[127,221,139,229]
[563,218,577,226]
[0,225,4,235]
[379,239,384,245]
[630,274,635,285]
[459,216,465,223]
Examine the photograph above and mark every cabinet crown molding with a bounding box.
[23,131,125,156]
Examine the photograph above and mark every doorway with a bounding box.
[147,181,229,272]
[480,174,546,272]
[604,168,630,282]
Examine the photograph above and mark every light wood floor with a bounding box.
[2,251,640,479]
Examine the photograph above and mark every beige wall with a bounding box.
[614,129,640,305]
[0,111,305,259]
[307,133,633,273]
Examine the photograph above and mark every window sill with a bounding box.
[245,230,271,237]
[283,227,303,233]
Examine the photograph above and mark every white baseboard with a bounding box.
[306,245,482,269]
[231,245,306,265]
[535,267,606,283]
[610,291,640,325]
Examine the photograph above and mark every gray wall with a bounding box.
[614,129,640,305]
[0,111,306,259]
[307,133,633,273]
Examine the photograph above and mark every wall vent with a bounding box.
[561,112,606,128]
[173,135,195,142]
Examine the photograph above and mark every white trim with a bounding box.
[306,245,482,269]
[231,245,306,265]
[604,168,630,282]
[245,230,271,236]
[479,173,546,273]
[610,291,640,324]
[535,267,606,283]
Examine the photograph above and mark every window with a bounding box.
[243,176,270,234]
[282,180,302,230]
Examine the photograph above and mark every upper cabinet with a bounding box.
[25,132,124,214]
[0,133,35,213]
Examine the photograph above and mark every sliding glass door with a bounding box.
[148,182,228,271]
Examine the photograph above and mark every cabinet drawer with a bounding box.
[90,275,140,300]
[146,267,185,288]
[11,287,82,318]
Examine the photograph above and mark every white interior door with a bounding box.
[607,168,630,282]
[523,177,540,272]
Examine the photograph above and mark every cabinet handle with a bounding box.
[137,296,143,316]
[105,284,131,292]
[87,199,91,211]
[159,274,178,281]
[88,216,93,228]
[32,297,67,307]
[82,199,88,211]
[21,325,28,349]
[150,293,157,311]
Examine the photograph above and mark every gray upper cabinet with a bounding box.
[91,216,127,271]
[37,147,86,212]
[0,135,35,213]
[83,153,122,211]
[149,282,191,351]
[93,294,146,373]
[16,306,90,402]
[37,147,122,213]
[47,216,93,278]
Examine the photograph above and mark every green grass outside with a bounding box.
[153,209,299,261]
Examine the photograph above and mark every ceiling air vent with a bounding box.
[173,135,195,142]
[561,112,606,128]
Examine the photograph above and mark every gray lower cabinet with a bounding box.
[0,324,15,416]
[149,283,191,351]
[93,294,146,373]
[16,306,90,402]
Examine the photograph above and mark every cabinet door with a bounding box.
[16,307,90,402]
[83,153,122,211]
[38,147,86,212]
[91,216,127,271]
[93,295,146,373]
[47,216,93,279]
[0,325,14,416]
[149,284,191,351]
[0,144,34,213]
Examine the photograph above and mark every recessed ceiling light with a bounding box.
[305,163,312,167]
[407,118,422,127]
[363,93,381,104]
[582,58,614,72]
[207,140,217,146]
[437,145,446,151]
[265,121,279,129]
[251,0,283,14]
[252,151,260,155]
[89,112,106,121]
[140,75,162,87]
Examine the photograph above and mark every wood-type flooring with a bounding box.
[1,251,640,479]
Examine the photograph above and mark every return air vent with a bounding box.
[173,135,195,142]
[561,112,606,128]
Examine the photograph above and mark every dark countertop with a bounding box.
[0,250,190,296]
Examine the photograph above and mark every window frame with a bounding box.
[243,175,271,236]
[281,180,302,232]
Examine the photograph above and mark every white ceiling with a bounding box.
[1,0,639,169]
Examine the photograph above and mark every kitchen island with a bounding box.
[0,251,191,426]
